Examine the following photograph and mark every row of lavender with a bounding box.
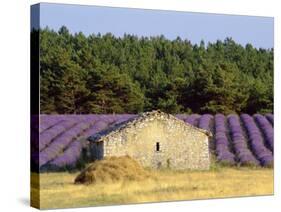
[31,114,136,171]
[194,113,273,166]
[31,113,274,171]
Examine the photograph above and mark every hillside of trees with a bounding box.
[36,26,273,114]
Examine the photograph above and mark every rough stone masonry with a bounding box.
[88,110,211,170]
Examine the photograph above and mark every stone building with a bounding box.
[88,110,211,170]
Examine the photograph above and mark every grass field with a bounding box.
[32,166,274,209]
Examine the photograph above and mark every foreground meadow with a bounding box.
[32,167,273,209]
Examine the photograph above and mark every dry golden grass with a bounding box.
[75,156,150,184]
[33,166,273,209]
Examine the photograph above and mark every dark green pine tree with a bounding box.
[38,26,273,115]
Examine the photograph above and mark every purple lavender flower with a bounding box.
[227,115,259,166]
[185,114,200,126]
[241,114,273,167]
[214,114,235,165]
[253,114,274,152]
[198,114,213,131]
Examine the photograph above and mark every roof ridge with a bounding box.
[88,111,212,142]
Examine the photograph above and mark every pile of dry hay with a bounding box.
[74,156,150,184]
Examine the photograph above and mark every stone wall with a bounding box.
[90,113,210,170]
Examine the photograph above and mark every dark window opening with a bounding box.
[156,142,160,152]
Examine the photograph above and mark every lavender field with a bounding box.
[31,114,274,171]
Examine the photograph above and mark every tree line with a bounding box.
[37,26,273,114]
